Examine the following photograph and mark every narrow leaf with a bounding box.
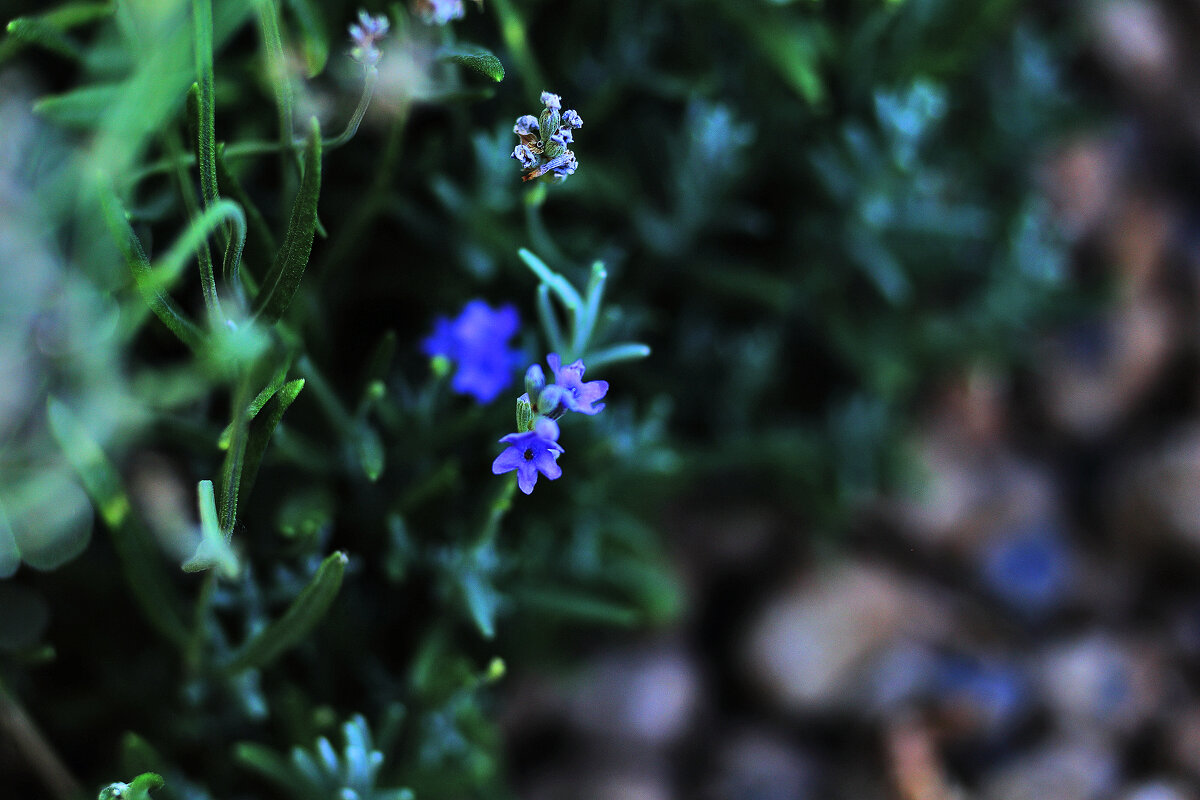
[46,397,188,647]
[34,83,123,128]
[436,44,505,82]
[514,586,640,626]
[255,117,322,324]
[223,551,348,673]
[518,248,581,310]
[584,342,651,370]
[4,18,81,59]
[99,189,205,349]
[238,378,304,504]
[181,480,238,578]
[285,0,329,77]
[461,571,500,640]
[234,743,309,797]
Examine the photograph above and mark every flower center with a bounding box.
[523,448,534,461]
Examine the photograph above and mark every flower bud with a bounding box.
[515,392,535,432]
[536,383,565,417]
[525,364,546,398]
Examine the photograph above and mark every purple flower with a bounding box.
[349,10,389,66]
[423,300,522,403]
[547,353,607,414]
[561,109,583,129]
[492,419,564,494]
[540,91,562,111]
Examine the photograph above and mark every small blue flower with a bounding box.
[546,353,608,414]
[561,109,583,129]
[540,91,562,111]
[492,418,563,494]
[423,300,522,403]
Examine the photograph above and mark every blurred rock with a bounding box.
[1110,426,1200,557]
[980,736,1119,800]
[743,563,952,713]
[566,645,701,746]
[1121,782,1197,800]
[703,731,818,800]
[1037,634,1165,735]
[1038,293,1176,438]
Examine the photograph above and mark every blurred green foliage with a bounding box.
[0,0,1081,797]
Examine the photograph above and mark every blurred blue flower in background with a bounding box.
[980,521,1075,615]
[423,299,522,403]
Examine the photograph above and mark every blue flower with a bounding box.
[492,418,563,494]
[423,300,522,403]
[546,353,608,415]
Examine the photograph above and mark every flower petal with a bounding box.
[516,462,538,494]
[492,446,525,474]
[533,449,562,480]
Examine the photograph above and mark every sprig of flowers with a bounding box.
[492,355,609,494]
[511,91,583,183]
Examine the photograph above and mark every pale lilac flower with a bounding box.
[511,144,538,169]
[349,10,389,66]
[423,300,522,403]
[561,109,583,128]
[540,91,562,111]
[513,115,540,137]
[413,0,465,25]
[546,353,607,414]
[492,418,564,494]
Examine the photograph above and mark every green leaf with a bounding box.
[1,3,112,64]
[582,342,651,370]
[518,248,581,310]
[47,397,189,648]
[436,44,505,82]
[460,571,500,640]
[219,363,292,449]
[4,17,81,59]
[192,1,218,213]
[181,480,239,578]
[0,502,18,579]
[255,117,322,324]
[513,586,641,626]
[98,773,164,800]
[255,0,295,147]
[45,398,130,530]
[33,83,123,128]
[223,551,348,673]
[238,378,305,504]
[99,183,205,351]
[285,0,329,77]
[234,742,308,797]
[356,423,384,482]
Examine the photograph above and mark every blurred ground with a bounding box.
[498,3,1200,798]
